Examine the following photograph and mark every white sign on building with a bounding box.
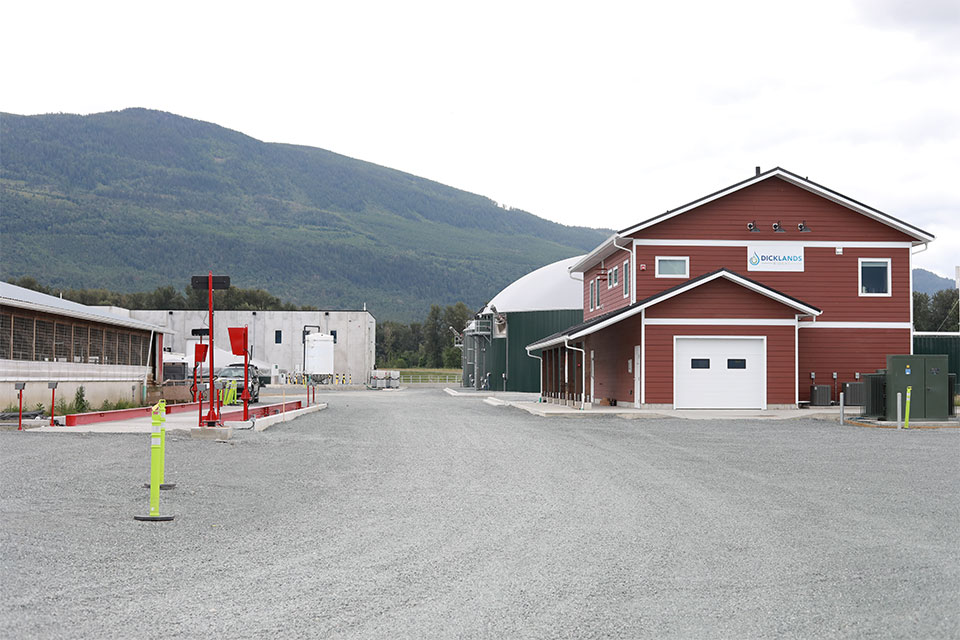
[747,244,805,272]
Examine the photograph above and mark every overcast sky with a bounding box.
[4,0,958,279]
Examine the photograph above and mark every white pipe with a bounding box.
[564,338,587,410]
[526,348,543,400]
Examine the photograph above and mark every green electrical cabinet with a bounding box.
[885,354,949,421]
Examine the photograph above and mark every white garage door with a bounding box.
[674,337,766,409]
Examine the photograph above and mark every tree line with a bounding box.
[376,302,472,369]
[6,276,311,311]
[913,289,959,332]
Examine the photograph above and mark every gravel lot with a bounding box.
[2,388,958,639]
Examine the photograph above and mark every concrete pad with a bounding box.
[499,399,868,421]
[251,403,327,432]
[191,426,233,440]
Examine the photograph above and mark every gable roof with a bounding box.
[620,167,934,241]
[570,167,935,273]
[0,282,166,332]
[526,268,821,351]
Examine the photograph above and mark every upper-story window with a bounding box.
[859,258,891,296]
[275,330,283,344]
[623,259,630,298]
[589,280,595,311]
[656,256,689,278]
[607,266,619,289]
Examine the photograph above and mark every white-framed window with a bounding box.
[594,277,601,309]
[589,280,595,311]
[623,259,630,298]
[607,266,619,289]
[859,257,891,296]
[655,256,689,278]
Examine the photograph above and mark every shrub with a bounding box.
[73,386,90,413]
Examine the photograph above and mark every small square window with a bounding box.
[691,358,710,369]
[859,258,891,296]
[727,359,746,369]
[656,256,689,278]
[275,330,282,344]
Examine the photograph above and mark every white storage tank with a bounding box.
[304,333,335,375]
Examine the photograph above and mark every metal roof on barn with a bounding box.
[0,282,165,332]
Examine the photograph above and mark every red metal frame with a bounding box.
[18,389,23,431]
[205,271,219,426]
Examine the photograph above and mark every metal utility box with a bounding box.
[885,354,949,421]
[842,381,865,406]
[304,333,335,375]
[862,373,886,417]
[810,384,831,406]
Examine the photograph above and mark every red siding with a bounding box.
[645,278,798,319]
[637,178,915,242]
[632,245,910,322]
[798,328,910,402]
[583,313,643,403]
[583,258,632,321]
[645,325,795,405]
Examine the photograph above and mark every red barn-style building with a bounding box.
[527,168,935,409]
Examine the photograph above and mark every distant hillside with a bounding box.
[913,268,955,296]
[0,109,608,321]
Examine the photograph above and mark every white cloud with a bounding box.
[2,0,958,276]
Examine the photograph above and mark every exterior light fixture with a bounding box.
[746,221,760,232]
[798,221,812,232]
[772,221,785,232]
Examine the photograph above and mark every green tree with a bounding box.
[913,292,932,331]
[929,289,959,332]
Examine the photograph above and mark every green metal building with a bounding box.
[462,256,584,392]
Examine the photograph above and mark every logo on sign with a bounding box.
[747,244,804,272]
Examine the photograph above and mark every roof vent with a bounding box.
[755,166,761,176]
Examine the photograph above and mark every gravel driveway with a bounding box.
[2,388,958,639]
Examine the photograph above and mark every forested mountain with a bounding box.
[1,109,608,320]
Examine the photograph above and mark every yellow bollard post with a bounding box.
[144,401,175,490]
[904,386,912,429]
[134,426,175,522]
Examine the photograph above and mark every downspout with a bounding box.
[910,243,927,354]
[526,347,543,400]
[564,338,587,410]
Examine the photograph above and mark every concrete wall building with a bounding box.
[1,283,166,408]
[528,167,935,410]
[123,309,376,382]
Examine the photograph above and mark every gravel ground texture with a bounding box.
[2,388,958,639]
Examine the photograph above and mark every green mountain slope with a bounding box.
[1,109,607,320]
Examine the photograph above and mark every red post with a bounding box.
[243,338,249,421]
[18,389,23,431]
[206,271,218,426]
[50,386,56,427]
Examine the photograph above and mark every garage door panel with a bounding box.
[674,337,765,409]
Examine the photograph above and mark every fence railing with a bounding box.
[399,373,462,384]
